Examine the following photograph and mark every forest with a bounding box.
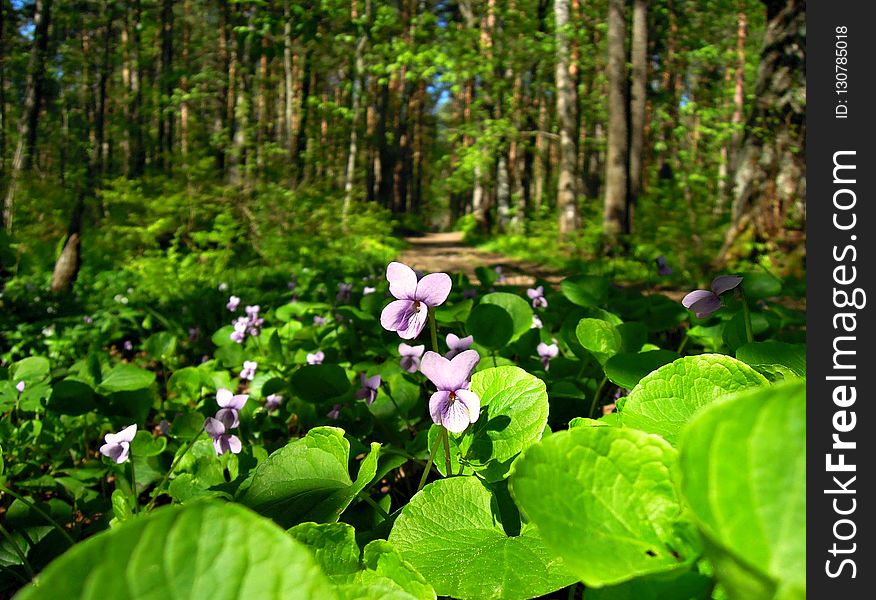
[0,1,806,599]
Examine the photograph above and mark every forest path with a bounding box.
[398,231,563,287]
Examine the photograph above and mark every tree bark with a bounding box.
[628,0,648,206]
[343,0,368,225]
[602,0,629,244]
[2,0,53,233]
[554,0,581,236]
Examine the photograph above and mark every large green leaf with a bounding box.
[289,522,435,600]
[619,354,767,444]
[479,292,533,341]
[290,364,351,402]
[463,366,549,481]
[604,350,680,390]
[12,357,50,384]
[46,379,97,416]
[560,275,610,307]
[735,341,806,378]
[511,426,700,588]
[576,318,622,364]
[678,382,806,600]
[236,427,379,528]
[585,570,713,600]
[15,502,336,600]
[466,303,514,350]
[388,476,576,600]
[97,363,156,394]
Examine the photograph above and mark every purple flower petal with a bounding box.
[400,355,421,373]
[204,417,226,438]
[414,273,452,307]
[226,434,242,454]
[215,408,240,429]
[537,342,559,359]
[381,300,428,339]
[386,262,418,300]
[421,349,480,392]
[711,275,744,296]
[429,390,478,433]
[366,374,382,389]
[681,290,722,318]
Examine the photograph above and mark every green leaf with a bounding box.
[620,354,767,444]
[510,426,701,588]
[131,431,167,457]
[47,379,97,416]
[604,350,680,390]
[585,570,713,600]
[467,303,513,349]
[236,427,379,528]
[144,331,177,361]
[388,477,576,599]
[678,382,805,600]
[576,318,622,364]
[740,272,782,299]
[97,364,156,394]
[463,366,549,481]
[291,364,351,402]
[16,502,337,600]
[561,275,610,307]
[736,341,806,378]
[12,357,50,384]
[479,292,533,341]
[288,522,361,576]
[167,367,203,403]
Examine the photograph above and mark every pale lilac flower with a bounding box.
[15,380,25,393]
[655,256,673,276]
[681,275,744,319]
[216,388,248,427]
[313,315,327,326]
[327,404,342,420]
[537,342,559,370]
[421,350,481,434]
[188,327,200,342]
[99,424,137,464]
[531,315,543,329]
[337,282,353,303]
[83,315,94,325]
[399,343,425,373]
[494,266,507,283]
[240,360,257,381]
[158,420,171,436]
[265,394,283,411]
[363,286,377,296]
[355,373,381,405]
[204,415,242,455]
[123,340,134,352]
[307,351,325,365]
[227,296,241,311]
[527,286,548,309]
[219,282,229,292]
[445,333,474,359]
[380,262,452,340]
[230,317,248,343]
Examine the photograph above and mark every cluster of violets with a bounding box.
[228,298,264,344]
[681,275,743,318]
[204,389,248,455]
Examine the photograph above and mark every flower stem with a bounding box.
[0,486,75,547]
[417,433,443,492]
[428,307,439,352]
[357,492,391,521]
[441,426,453,476]
[145,432,203,512]
[740,287,754,344]
[588,377,608,419]
[129,459,139,514]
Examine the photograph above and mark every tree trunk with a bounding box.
[628,0,648,207]
[554,0,580,236]
[180,0,191,158]
[2,0,53,233]
[343,0,368,225]
[718,0,805,263]
[602,0,629,244]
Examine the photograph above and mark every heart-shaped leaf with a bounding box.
[97,364,156,394]
[479,292,533,341]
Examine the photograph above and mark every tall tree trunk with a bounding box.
[343,0,368,225]
[2,0,53,233]
[0,0,7,183]
[158,0,174,168]
[602,0,629,244]
[283,0,295,157]
[180,0,191,158]
[628,0,648,210]
[554,0,580,236]
[718,0,805,263]
[129,0,145,177]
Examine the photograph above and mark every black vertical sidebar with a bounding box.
[808,1,875,597]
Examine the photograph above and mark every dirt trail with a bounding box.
[397,232,563,287]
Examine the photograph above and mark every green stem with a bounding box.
[428,308,439,352]
[676,333,689,356]
[0,486,75,547]
[358,492,391,521]
[441,426,453,476]
[740,287,754,344]
[417,433,443,492]
[129,459,139,514]
[145,433,203,512]
[384,387,415,432]
[588,377,608,419]
[0,523,34,579]
[491,351,498,368]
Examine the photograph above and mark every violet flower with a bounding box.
[313,315,327,326]
[355,373,381,405]
[15,381,25,393]
[99,424,137,464]
[363,286,377,296]
[219,282,229,292]
[227,295,241,311]
[537,342,559,370]
[123,340,134,352]
[399,343,425,373]
[240,360,257,381]
[681,275,744,319]
[204,415,242,455]
[445,333,474,359]
[337,282,353,303]
[327,404,342,420]
[494,265,507,283]
[265,394,283,411]
[83,315,94,325]
[216,388,248,428]
[188,327,200,342]
[531,315,544,329]
[307,351,325,365]
[379,262,452,340]
[420,349,481,434]
[655,256,673,276]
[527,286,548,309]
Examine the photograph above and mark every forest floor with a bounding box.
[398,231,564,287]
